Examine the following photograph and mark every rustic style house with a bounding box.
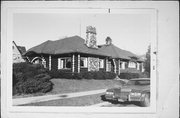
[24,26,144,75]
[13,41,26,63]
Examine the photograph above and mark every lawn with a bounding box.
[48,79,123,94]
[20,93,104,106]
[13,79,124,98]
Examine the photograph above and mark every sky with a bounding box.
[13,13,151,55]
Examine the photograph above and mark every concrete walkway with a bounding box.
[13,89,106,106]
[89,102,112,107]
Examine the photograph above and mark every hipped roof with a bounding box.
[25,35,142,61]
[98,44,137,60]
[25,36,109,57]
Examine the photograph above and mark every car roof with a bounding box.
[129,78,150,81]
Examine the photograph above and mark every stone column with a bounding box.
[118,60,121,75]
[49,55,51,71]
[72,54,75,73]
[137,63,140,70]
[78,54,80,73]
[106,58,108,72]
[141,63,144,72]
[113,59,116,74]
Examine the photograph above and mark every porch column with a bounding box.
[106,58,108,72]
[49,55,51,70]
[113,59,116,74]
[137,62,140,70]
[141,63,144,72]
[118,60,120,75]
[72,54,75,73]
[78,54,80,73]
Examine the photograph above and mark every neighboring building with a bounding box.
[13,41,26,63]
[24,26,144,75]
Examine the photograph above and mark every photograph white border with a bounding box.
[3,1,179,118]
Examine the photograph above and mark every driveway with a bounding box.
[13,89,106,106]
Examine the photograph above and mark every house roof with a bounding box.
[25,36,109,57]
[98,44,138,60]
[17,46,26,54]
[25,35,142,62]
[13,41,26,55]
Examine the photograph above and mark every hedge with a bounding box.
[13,62,53,95]
[119,72,149,80]
[48,70,116,80]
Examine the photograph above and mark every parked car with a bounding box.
[104,78,150,107]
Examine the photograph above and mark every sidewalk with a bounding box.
[13,89,106,106]
[89,102,112,107]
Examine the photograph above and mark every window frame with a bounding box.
[99,59,104,68]
[80,57,88,68]
[58,57,72,69]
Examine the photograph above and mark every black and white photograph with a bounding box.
[1,1,179,118]
[12,11,153,107]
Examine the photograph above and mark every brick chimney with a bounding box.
[106,36,112,45]
[85,26,97,48]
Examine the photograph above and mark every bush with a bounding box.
[119,72,149,80]
[48,70,116,80]
[119,73,139,80]
[13,62,53,95]
[34,73,51,82]
[48,70,83,79]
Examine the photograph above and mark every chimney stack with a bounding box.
[106,36,112,45]
[85,26,97,48]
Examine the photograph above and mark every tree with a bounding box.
[144,45,150,77]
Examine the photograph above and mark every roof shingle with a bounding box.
[25,36,109,57]
[25,35,142,62]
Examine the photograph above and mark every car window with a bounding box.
[127,80,150,85]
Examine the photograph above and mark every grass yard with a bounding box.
[20,93,104,106]
[13,78,124,98]
[49,79,123,94]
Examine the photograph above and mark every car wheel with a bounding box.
[101,95,107,101]
[140,93,150,107]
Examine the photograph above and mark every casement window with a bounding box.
[120,61,126,69]
[99,59,104,68]
[80,57,88,68]
[58,57,71,69]
[128,61,136,68]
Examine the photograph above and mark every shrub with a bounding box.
[34,73,51,82]
[13,78,53,94]
[119,73,139,80]
[13,62,53,95]
[139,72,150,78]
[48,70,116,80]
[119,72,149,80]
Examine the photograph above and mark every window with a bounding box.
[99,59,104,68]
[128,61,136,68]
[80,57,87,68]
[58,57,71,69]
